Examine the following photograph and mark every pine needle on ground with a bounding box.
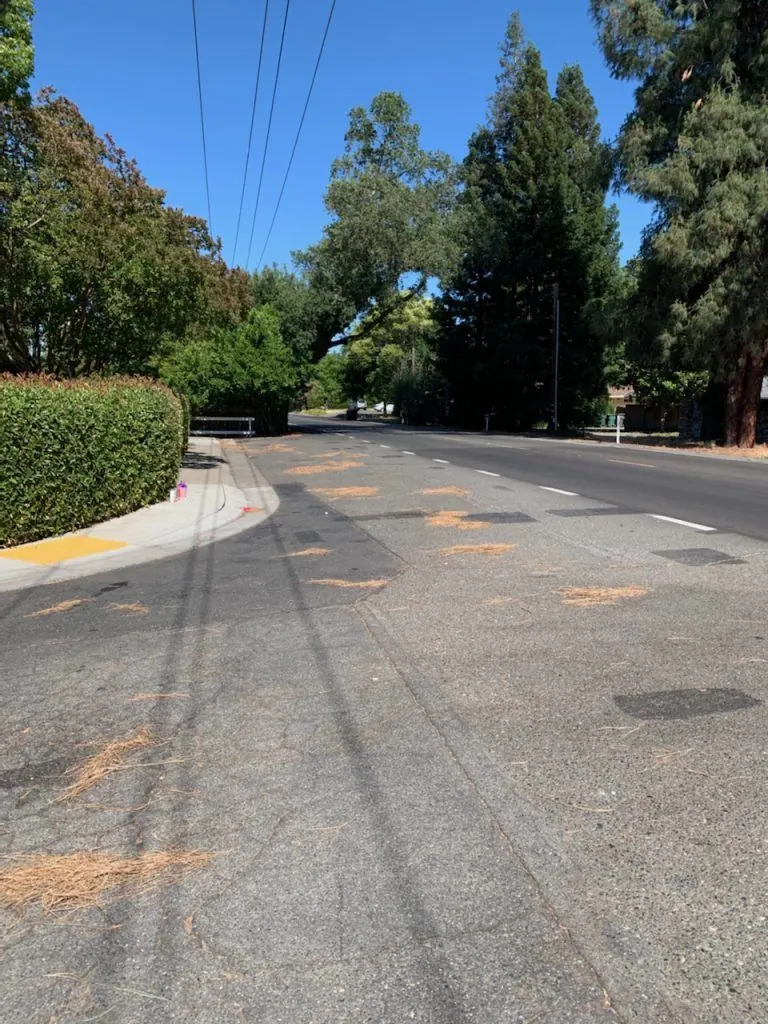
[439,544,517,557]
[57,726,160,802]
[305,578,388,589]
[0,850,213,912]
[426,510,490,531]
[558,586,649,607]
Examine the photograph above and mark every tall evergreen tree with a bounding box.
[438,15,619,430]
[592,0,768,446]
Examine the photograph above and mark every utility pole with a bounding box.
[552,283,560,434]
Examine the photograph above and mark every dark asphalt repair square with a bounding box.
[547,507,630,518]
[653,548,746,567]
[465,512,535,524]
[614,688,761,720]
[295,530,323,544]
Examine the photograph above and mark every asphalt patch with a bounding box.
[547,507,630,518]
[351,511,535,524]
[653,548,746,567]
[614,687,761,720]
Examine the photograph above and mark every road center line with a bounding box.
[433,459,450,464]
[402,450,416,456]
[649,514,716,533]
[380,444,391,449]
[540,486,579,496]
[476,470,500,477]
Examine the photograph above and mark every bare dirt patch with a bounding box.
[0,850,213,912]
[57,726,160,802]
[420,487,470,497]
[558,585,649,607]
[426,510,490,531]
[285,547,331,558]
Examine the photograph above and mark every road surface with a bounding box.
[2,421,767,1024]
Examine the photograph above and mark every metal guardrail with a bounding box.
[190,416,255,437]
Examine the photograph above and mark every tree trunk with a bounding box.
[725,343,768,448]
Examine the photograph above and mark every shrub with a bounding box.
[0,375,184,547]
[159,306,300,436]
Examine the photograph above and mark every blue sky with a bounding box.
[32,0,649,270]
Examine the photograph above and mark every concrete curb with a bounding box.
[0,439,279,592]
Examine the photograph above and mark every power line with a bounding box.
[231,0,271,265]
[256,0,337,270]
[191,0,214,236]
[245,0,292,269]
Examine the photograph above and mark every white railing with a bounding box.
[190,416,255,437]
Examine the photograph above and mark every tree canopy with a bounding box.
[437,16,620,431]
[295,92,456,350]
[592,0,768,445]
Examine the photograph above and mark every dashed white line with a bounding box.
[540,486,579,497]
[362,440,372,444]
[402,450,416,456]
[476,470,500,477]
[649,514,716,533]
[380,444,391,449]
[433,459,450,464]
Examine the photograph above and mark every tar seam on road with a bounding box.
[355,602,630,1023]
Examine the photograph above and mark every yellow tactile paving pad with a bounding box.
[0,536,128,565]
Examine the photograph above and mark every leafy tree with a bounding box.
[159,307,299,435]
[296,92,456,346]
[251,265,352,365]
[0,0,33,102]
[370,343,405,404]
[1,93,223,374]
[438,17,620,431]
[305,350,347,408]
[343,338,377,401]
[592,0,768,446]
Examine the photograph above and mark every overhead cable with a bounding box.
[256,0,338,269]
[231,0,271,265]
[191,0,214,235]
[245,0,292,268]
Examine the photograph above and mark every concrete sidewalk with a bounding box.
[0,437,278,591]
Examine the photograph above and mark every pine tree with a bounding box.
[592,0,768,446]
[438,15,619,430]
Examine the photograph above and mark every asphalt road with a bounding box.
[292,415,768,541]
[3,426,768,1023]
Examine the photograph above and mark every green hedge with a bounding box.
[0,375,185,547]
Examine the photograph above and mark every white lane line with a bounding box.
[402,450,416,456]
[476,470,500,477]
[380,444,391,449]
[433,458,450,464]
[540,486,579,497]
[649,514,716,533]
[362,440,372,444]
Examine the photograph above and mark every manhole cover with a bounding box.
[614,688,761,720]
[653,548,745,566]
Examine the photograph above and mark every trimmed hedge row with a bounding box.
[0,376,185,548]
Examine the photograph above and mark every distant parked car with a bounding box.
[356,400,367,411]
[374,402,395,414]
